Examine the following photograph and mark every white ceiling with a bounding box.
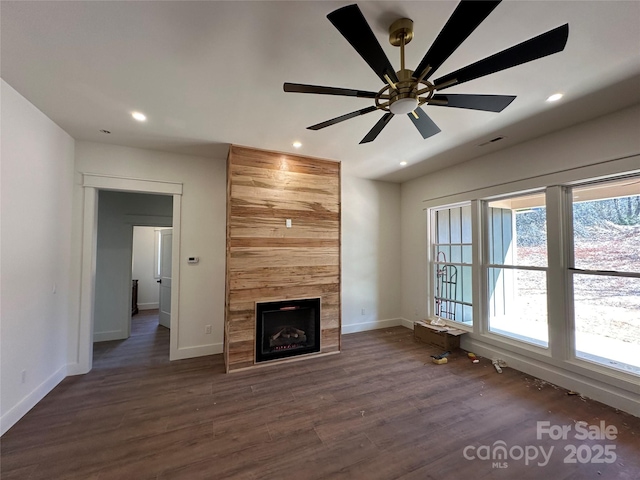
[2,0,640,182]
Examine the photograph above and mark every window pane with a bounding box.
[450,245,461,263]
[462,266,472,303]
[573,181,640,273]
[488,193,547,267]
[463,304,473,324]
[450,207,462,243]
[435,245,450,263]
[437,209,450,243]
[574,274,640,375]
[461,205,472,243]
[462,245,472,264]
[488,268,548,346]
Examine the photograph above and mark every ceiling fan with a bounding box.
[283,0,569,144]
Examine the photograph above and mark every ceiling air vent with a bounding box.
[478,136,505,147]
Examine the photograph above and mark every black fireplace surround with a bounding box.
[255,298,321,362]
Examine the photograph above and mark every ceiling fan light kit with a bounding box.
[284,0,569,144]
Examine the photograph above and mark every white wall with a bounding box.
[342,176,403,333]
[401,104,640,414]
[0,80,75,434]
[70,142,227,365]
[94,192,172,341]
[132,226,160,310]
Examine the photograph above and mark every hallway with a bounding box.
[92,309,169,370]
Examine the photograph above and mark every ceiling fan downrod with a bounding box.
[380,17,436,116]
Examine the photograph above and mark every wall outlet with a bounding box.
[361,308,366,315]
[21,370,26,384]
[205,325,212,334]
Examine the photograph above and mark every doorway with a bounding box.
[93,191,172,347]
[131,226,172,339]
[78,174,183,374]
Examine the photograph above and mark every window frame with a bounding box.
[427,201,475,327]
[482,189,550,348]
[565,178,640,375]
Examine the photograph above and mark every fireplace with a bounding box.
[255,298,321,363]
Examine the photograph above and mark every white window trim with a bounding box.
[482,188,551,349]
[564,180,640,378]
[427,201,475,330]
[422,156,640,399]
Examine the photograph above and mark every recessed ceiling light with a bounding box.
[132,111,147,121]
[400,161,408,166]
[292,141,302,149]
[546,93,563,102]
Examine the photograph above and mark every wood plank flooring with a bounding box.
[2,313,639,479]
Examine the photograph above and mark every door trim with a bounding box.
[78,174,183,373]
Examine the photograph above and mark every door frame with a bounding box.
[78,173,182,373]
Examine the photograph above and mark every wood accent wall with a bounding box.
[225,145,341,372]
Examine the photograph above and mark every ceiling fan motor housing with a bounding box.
[388,72,419,114]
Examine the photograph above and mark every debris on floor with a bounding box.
[431,350,450,360]
[431,350,450,364]
[468,352,480,363]
[492,359,507,373]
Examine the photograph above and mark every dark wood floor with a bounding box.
[2,312,639,480]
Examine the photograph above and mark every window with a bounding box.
[570,177,640,374]
[486,192,548,346]
[427,169,639,382]
[431,204,473,324]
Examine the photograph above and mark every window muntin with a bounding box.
[486,192,548,346]
[570,178,640,374]
[432,204,473,325]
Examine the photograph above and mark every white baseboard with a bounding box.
[170,342,223,361]
[137,302,159,310]
[461,337,640,417]
[93,330,126,342]
[1,364,67,436]
[397,320,638,416]
[399,318,414,330]
[342,318,404,334]
[65,362,90,376]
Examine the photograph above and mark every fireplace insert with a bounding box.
[255,298,321,362]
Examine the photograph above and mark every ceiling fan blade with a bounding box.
[327,4,399,84]
[284,83,377,99]
[360,113,394,144]
[434,24,569,90]
[308,106,378,130]
[408,107,441,139]
[414,0,501,81]
[430,94,516,112]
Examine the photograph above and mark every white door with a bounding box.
[158,229,172,329]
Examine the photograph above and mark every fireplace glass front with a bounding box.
[255,298,321,362]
